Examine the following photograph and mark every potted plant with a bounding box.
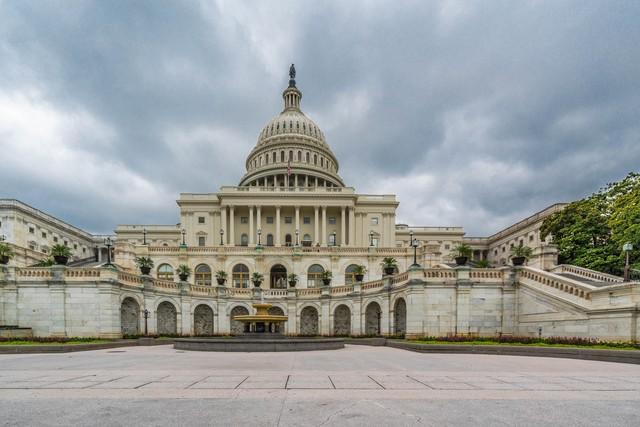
[135,256,154,275]
[215,270,227,285]
[321,270,332,286]
[353,265,367,282]
[251,272,264,287]
[0,242,14,265]
[287,273,298,288]
[510,245,533,266]
[475,259,491,268]
[51,244,72,265]
[177,264,191,281]
[381,257,397,276]
[453,243,472,266]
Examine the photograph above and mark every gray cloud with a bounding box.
[1,0,639,235]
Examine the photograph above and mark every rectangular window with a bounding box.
[303,216,311,224]
[82,248,86,253]
[529,234,534,242]
[240,217,248,224]
[53,237,58,243]
[502,246,506,253]
[266,216,274,224]
[328,216,336,225]
[64,240,68,246]
[371,217,379,225]
[73,244,78,249]
[29,227,35,234]
[444,244,450,250]
[42,232,47,238]
[284,216,292,224]
[29,244,35,250]
[198,236,206,246]
[494,249,498,256]
[198,216,205,224]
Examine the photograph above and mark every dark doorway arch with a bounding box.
[394,298,406,336]
[300,306,319,335]
[157,301,177,335]
[194,304,214,336]
[270,264,287,288]
[230,306,249,335]
[333,304,351,336]
[365,301,382,336]
[120,298,140,336]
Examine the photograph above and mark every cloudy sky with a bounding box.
[1,1,639,236]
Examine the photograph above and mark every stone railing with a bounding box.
[551,264,623,284]
[362,279,385,292]
[65,268,101,279]
[520,267,594,302]
[117,271,144,287]
[330,285,354,295]
[147,245,411,256]
[16,268,53,278]
[153,278,180,293]
[296,288,322,298]
[264,289,288,298]
[469,269,505,283]
[229,288,252,298]
[391,272,409,285]
[423,269,457,280]
[190,285,217,296]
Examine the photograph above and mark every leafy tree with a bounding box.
[541,172,639,275]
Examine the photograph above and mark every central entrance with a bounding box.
[270,264,287,289]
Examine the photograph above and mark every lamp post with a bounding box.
[104,237,113,266]
[257,229,262,247]
[295,229,299,246]
[219,229,224,246]
[332,231,337,247]
[410,231,420,268]
[142,227,147,245]
[143,309,150,336]
[623,242,633,282]
[181,228,186,246]
[369,231,374,247]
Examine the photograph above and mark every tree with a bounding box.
[541,172,639,275]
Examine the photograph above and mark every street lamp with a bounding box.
[369,231,374,247]
[257,229,262,246]
[410,231,420,268]
[295,229,299,246]
[623,242,633,282]
[142,227,147,245]
[143,309,150,336]
[332,231,337,247]
[104,236,113,266]
[219,229,224,246]
[181,228,186,246]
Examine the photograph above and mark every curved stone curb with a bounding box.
[386,340,640,365]
[0,340,139,354]
[174,337,344,352]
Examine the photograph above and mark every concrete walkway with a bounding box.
[1,345,639,426]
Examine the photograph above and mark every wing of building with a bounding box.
[1,67,637,342]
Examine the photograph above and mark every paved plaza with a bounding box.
[0,345,639,426]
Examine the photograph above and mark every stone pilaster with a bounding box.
[97,281,122,338]
[48,266,67,337]
[286,288,297,335]
[455,266,472,336]
[405,267,426,338]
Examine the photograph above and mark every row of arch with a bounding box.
[156,263,368,287]
[260,118,324,140]
[120,298,407,336]
[249,148,336,173]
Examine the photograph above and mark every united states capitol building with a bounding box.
[1,68,638,341]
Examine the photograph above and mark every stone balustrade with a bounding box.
[551,264,624,284]
[520,267,594,302]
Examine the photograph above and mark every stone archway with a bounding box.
[194,304,214,336]
[230,306,249,335]
[394,298,406,336]
[270,264,287,289]
[333,304,351,336]
[157,301,177,335]
[300,306,319,336]
[120,297,139,336]
[365,301,382,336]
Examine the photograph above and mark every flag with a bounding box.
[287,160,292,177]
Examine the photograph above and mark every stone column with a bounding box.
[249,206,254,246]
[275,206,281,247]
[348,207,355,247]
[229,206,235,246]
[340,207,346,246]
[305,175,309,187]
[49,266,67,337]
[321,207,327,246]
[295,206,300,236]
[97,282,122,338]
[221,206,227,245]
[256,206,262,235]
[181,295,192,335]
[381,214,387,247]
[314,206,319,245]
[321,297,331,335]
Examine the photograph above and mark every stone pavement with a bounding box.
[1,345,639,426]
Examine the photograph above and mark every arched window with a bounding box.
[195,264,212,286]
[289,150,293,161]
[306,152,310,163]
[297,151,301,161]
[307,264,324,288]
[321,157,324,167]
[285,234,292,246]
[314,154,318,165]
[281,151,285,162]
[345,264,360,285]
[232,264,250,288]
[240,234,249,246]
[157,264,174,280]
[302,234,312,247]
[266,234,274,246]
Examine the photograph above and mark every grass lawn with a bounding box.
[0,339,110,346]
[408,340,640,351]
